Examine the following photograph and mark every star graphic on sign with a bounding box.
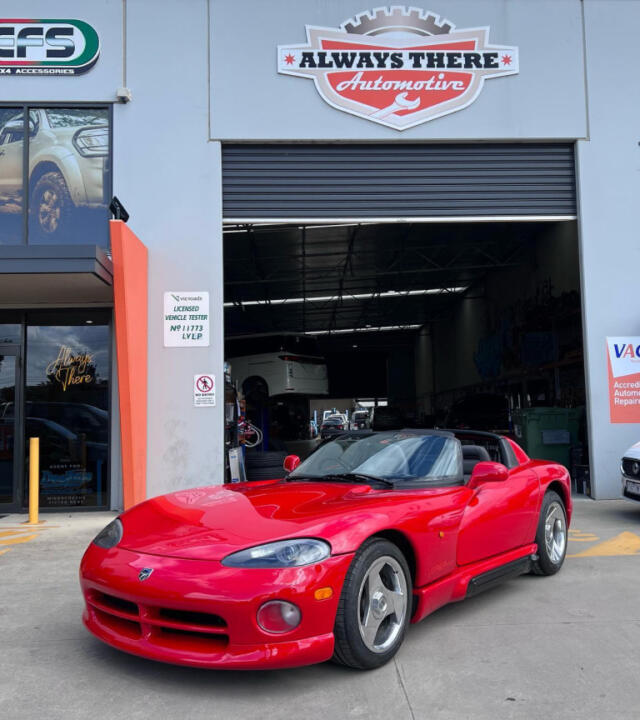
[284,53,295,65]
[501,54,512,66]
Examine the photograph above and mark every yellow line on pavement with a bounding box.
[0,533,38,545]
[569,531,640,557]
[0,548,9,556]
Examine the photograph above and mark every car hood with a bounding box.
[118,480,418,561]
[624,442,640,461]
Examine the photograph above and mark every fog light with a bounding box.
[257,600,301,633]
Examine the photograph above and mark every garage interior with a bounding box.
[222,144,588,489]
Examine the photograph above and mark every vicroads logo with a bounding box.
[0,19,99,75]
[607,337,640,379]
[278,6,519,130]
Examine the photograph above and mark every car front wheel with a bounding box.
[333,538,411,670]
[532,490,567,576]
[30,170,72,239]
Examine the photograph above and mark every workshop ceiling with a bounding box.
[224,221,543,337]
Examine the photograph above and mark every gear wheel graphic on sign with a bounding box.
[341,6,454,36]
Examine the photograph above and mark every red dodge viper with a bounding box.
[80,429,571,670]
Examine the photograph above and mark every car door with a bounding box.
[0,117,24,202]
[455,464,540,566]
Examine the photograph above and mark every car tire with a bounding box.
[30,170,73,239]
[532,490,567,576]
[333,538,412,670]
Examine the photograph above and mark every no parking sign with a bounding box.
[194,374,216,407]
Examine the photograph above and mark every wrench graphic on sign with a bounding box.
[370,92,421,119]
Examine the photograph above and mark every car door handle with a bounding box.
[0,150,5,156]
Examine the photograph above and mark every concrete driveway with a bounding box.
[1,497,640,720]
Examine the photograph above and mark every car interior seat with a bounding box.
[462,444,492,480]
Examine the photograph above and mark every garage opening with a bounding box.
[222,144,588,491]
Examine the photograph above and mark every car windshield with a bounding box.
[323,418,343,425]
[45,109,108,128]
[289,431,463,485]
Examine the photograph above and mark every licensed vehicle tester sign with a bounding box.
[278,6,519,130]
[0,19,100,75]
[164,292,210,347]
[607,337,640,423]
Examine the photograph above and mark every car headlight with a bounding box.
[73,126,108,157]
[92,518,123,549]
[221,538,330,568]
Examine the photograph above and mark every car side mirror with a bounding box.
[469,461,508,489]
[283,455,301,473]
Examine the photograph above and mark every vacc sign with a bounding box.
[0,19,99,75]
[278,6,519,130]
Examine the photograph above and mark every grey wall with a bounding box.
[116,1,224,498]
[210,0,587,140]
[576,0,640,498]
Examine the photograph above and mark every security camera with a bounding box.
[116,87,132,103]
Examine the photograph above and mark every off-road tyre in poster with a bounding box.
[30,170,73,240]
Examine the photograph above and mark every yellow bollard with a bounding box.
[23,437,44,526]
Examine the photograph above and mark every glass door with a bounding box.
[0,346,21,511]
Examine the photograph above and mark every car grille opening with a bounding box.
[622,458,640,477]
[92,591,139,617]
[86,589,230,654]
[93,608,142,639]
[157,608,227,628]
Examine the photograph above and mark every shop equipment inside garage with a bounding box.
[222,143,589,492]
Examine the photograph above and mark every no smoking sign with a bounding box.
[194,373,216,407]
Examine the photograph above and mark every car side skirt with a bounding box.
[411,543,537,624]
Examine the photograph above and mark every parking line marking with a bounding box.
[568,529,600,542]
[0,533,38,545]
[569,531,640,557]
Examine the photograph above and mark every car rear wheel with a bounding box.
[532,490,567,576]
[31,170,72,239]
[333,538,411,670]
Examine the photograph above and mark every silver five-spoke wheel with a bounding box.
[544,501,566,564]
[357,555,408,653]
[532,490,567,576]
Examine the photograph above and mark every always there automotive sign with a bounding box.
[278,6,519,130]
[0,19,99,75]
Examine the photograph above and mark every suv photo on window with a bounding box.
[0,106,111,246]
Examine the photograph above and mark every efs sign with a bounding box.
[278,6,519,130]
[0,19,99,75]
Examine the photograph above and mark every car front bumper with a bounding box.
[80,543,353,670]
[621,474,640,501]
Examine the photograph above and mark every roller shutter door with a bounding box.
[222,143,576,222]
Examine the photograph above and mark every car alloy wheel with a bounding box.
[357,555,408,653]
[532,490,567,576]
[332,538,412,669]
[38,187,62,233]
[544,501,566,564]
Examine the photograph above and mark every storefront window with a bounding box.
[0,105,111,247]
[0,323,20,343]
[0,354,16,504]
[0,107,24,245]
[25,313,110,508]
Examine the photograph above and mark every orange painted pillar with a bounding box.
[110,220,148,509]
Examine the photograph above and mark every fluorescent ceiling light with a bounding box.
[305,324,422,336]
[224,287,467,308]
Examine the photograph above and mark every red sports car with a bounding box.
[80,429,571,670]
